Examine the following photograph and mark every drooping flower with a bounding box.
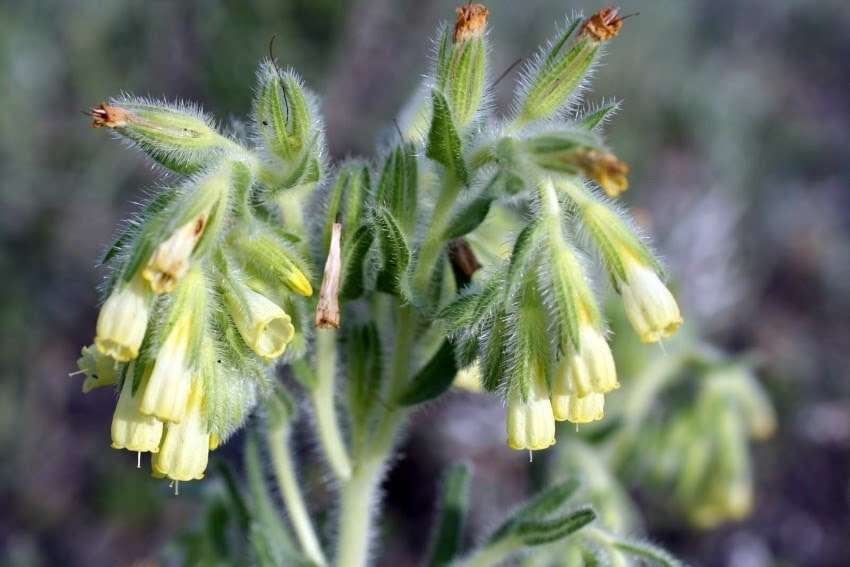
[620,254,683,343]
[552,323,618,401]
[142,213,209,294]
[111,362,164,453]
[551,391,605,424]
[95,275,152,362]
[152,379,210,481]
[506,371,556,451]
[140,314,193,422]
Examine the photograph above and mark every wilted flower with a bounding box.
[111,362,164,453]
[506,371,556,451]
[620,254,683,343]
[143,213,209,294]
[152,380,210,481]
[95,275,152,362]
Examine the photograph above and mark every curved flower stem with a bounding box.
[310,328,353,481]
[267,425,327,567]
[335,303,416,567]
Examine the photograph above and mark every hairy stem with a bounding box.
[311,328,352,480]
[267,426,327,567]
[413,174,462,296]
[335,303,415,567]
[458,537,518,567]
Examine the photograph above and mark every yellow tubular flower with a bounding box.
[111,362,164,453]
[552,325,619,404]
[143,212,210,294]
[76,345,120,393]
[226,287,295,360]
[552,391,605,424]
[620,254,683,343]
[95,275,151,362]
[153,380,210,481]
[506,373,556,451]
[140,315,192,422]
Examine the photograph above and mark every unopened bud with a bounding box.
[88,98,229,174]
[254,62,314,163]
[236,232,313,297]
[143,213,208,294]
[315,223,342,329]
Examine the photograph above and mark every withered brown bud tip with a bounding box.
[580,7,623,42]
[453,3,489,43]
[88,102,131,128]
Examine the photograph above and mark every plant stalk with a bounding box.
[311,328,352,481]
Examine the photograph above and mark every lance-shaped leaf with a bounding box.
[374,207,411,295]
[480,310,508,392]
[396,340,458,406]
[427,464,471,567]
[504,222,543,304]
[443,195,493,240]
[439,271,504,336]
[343,165,370,243]
[426,90,469,185]
[339,224,374,300]
[514,507,596,546]
[376,143,418,234]
[347,322,384,437]
[577,100,620,131]
[489,477,582,544]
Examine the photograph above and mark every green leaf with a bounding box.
[347,323,384,434]
[489,478,581,544]
[376,143,418,233]
[425,90,469,185]
[443,195,492,240]
[607,536,683,567]
[427,464,471,567]
[374,208,412,295]
[396,340,458,406]
[321,167,351,253]
[515,507,596,546]
[117,188,177,280]
[480,311,507,392]
[343,165,369,244]
[577,101,620,131]
[439,272,504,336]
[504,222,543,304]
[340,224,374,300]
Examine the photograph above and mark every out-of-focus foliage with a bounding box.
[2,0,850,565]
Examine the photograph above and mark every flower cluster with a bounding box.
[76,62,326,484]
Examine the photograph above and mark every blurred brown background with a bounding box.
[1,0,849,565]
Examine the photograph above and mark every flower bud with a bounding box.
[75,345,119,393]
[95,275,152,362]
[434,3,489,128]
[453,361,482,392]
[620,254,683,343]
[152,380,210,481]
[516,8,624,124]
[315,223,342,329]
[225,283,295,360]
[235,231,313,297]
[111,361,164,453]
[551,391,604,424]
[88,99,230,174]
[506,371,556,451]
[140,313,193,422]
[253,62,314,163]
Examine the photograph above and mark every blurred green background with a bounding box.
[1,0,849,565]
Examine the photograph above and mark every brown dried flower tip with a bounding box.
[580,7,623,42]
[453,3,489,43]
[315,223,342,329]
[88,102,131,128]
[579,150,629,197]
